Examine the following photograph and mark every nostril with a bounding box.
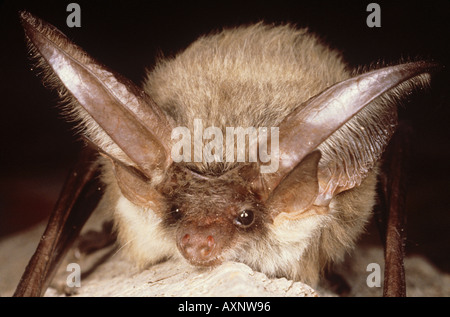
[182,233,190,245]
[200,235,215,257]
[206,235,214,249]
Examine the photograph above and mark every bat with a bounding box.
[15,11,438,296]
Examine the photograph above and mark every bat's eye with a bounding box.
[170,205,183,221]
[234,210,255,228]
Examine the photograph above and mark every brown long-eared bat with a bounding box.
[14,11,439,297]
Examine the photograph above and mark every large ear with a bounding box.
[264,61,439,216]
[20,11,172,179]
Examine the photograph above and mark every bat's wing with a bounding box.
[376,122,411,297]
[13,145,104,297]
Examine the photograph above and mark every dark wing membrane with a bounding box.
[13,146,104,297]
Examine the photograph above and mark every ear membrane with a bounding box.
[111,161,164,211]
[267,151,321,221]
[264,61,439,207]
[20,11,172,178]
[314,63,438,205]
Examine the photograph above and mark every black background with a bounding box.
[0,0,449,273]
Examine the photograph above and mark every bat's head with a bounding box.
[20,11,439,281]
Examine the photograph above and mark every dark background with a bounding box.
[0,0,449,272]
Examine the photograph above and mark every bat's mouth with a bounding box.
[184,255,223,268]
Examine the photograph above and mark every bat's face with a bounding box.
[159,164,269,267]
[19,11,438,285]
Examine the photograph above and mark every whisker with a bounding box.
[112,238,136,258]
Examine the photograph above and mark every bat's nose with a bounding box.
[177,230,218,265]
